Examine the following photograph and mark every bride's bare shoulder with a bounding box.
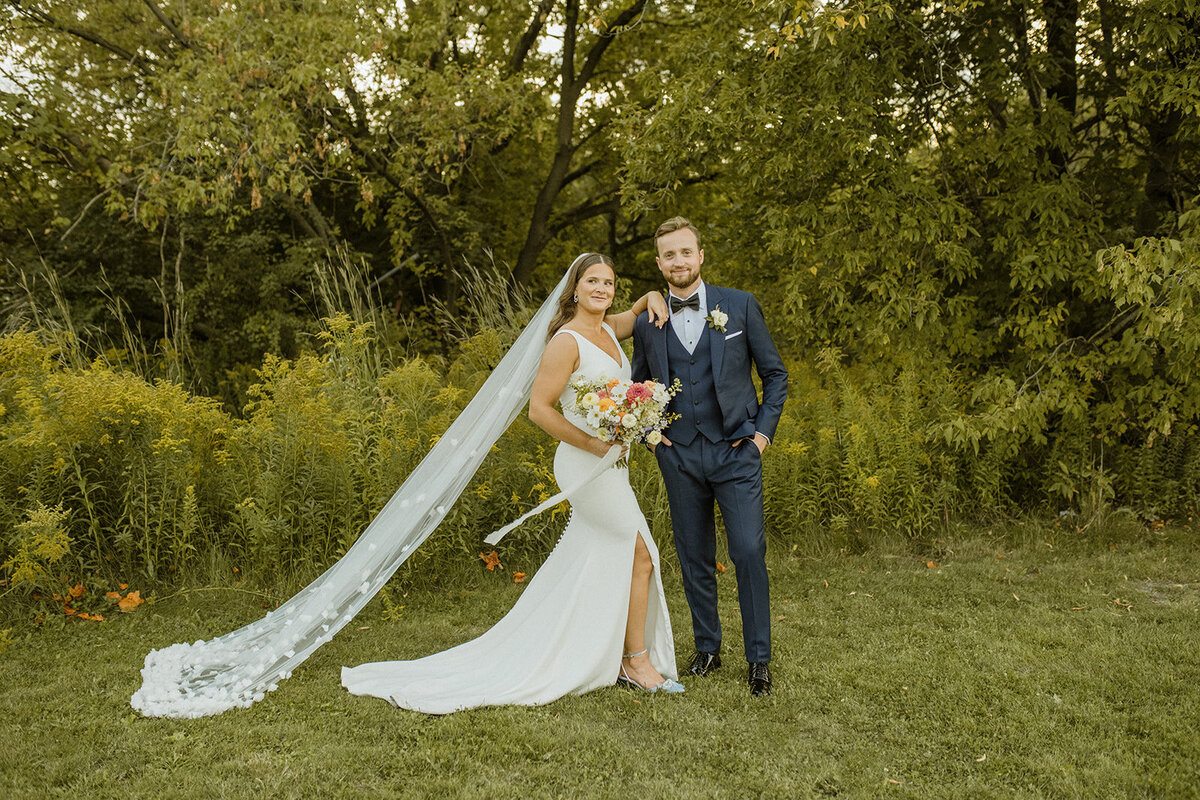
[543,328,580,363]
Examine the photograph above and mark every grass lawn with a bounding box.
[1,522,1197,799]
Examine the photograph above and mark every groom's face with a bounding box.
[655,228,704,294]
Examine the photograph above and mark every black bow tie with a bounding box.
[670,294,701,313]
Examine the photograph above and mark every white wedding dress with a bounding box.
[341,324,677,714]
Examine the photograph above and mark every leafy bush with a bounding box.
[2,296,1197,603]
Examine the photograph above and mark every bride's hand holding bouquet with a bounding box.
[570,376,680,465]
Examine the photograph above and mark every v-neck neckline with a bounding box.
[572,323,623,368]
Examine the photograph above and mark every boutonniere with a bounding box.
[705,306,728,333]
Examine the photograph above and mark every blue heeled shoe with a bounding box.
[617,649,685,694]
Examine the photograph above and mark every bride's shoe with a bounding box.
[617,649,685,694]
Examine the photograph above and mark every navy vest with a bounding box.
[666,325,723,445]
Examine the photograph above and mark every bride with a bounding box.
[131,254,676,719]
[341,253,682,712]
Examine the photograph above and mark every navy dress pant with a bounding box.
[656,436,771,663]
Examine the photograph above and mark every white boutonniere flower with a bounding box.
[706,306,728,333]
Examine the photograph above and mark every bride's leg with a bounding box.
[620,532,667,687]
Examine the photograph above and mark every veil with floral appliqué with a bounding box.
[131,254,620,718]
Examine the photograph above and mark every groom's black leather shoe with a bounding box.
[748,662,772,696]
[687,651,722,677]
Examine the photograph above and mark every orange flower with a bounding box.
[63,605,77,616]
[68,583,85,599]
[118,590,144,612]
[598,398,615,411]
[119,583,129,590]
[513,573,527,584]
[479,550,502,571]
[77,612,104,621]
[105,591,121,601]
[716,562,727,573]
[607,378,620,389]
[926,561,939,569]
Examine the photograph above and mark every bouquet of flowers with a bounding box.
[568,376,681,464]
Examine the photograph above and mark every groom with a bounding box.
[632,217,789,697]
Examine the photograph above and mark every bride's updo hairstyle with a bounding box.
[546,252,614,340]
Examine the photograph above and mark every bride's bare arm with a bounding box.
[606,291,668,340]
[529,335,611,458]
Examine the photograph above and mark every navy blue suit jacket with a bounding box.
[631,284,788,443]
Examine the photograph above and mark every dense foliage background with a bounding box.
[2,1,1198,600]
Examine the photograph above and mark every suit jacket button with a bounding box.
[690,359,695,365]
[694,400,700,406]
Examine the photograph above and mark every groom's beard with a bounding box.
[665,267,701,290]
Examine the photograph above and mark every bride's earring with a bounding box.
[572,294,578,303]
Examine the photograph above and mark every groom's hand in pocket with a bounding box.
[649,434,672,453]
[731,433,768,454]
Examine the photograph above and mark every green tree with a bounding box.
[621,1,1200,450]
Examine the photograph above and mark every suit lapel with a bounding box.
[653,317,670,380]
[707,284,726,380]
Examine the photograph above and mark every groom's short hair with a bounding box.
[655,217,702,251]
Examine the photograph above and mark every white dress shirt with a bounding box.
[668,282,707,354]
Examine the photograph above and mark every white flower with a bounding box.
[621,413,637,428]
[581,392,600,407]
[706,306,729,332]
[646,430,662,445]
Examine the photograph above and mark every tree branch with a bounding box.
[575,0,648,91]
[508,0,556,74]
[140,0,200,52]
[59,189,110,241]
[561,157,601,188]
[549,194,619,233]
[9,1,154,74]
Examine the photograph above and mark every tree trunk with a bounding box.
[1042,0,1078,170]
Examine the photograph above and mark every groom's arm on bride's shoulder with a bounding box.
[529,335,612,459]
[605,291,668,341]
[745,292,789,444]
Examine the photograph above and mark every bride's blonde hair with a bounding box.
[546,253,614,340]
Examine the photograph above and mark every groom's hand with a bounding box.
[649,434,673,453]
[731,433,768,454]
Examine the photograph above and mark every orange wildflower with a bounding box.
[118,590,144,612]
[513,573,527,584]
[479,550,501,571]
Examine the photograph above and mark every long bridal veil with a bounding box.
[132,258,588,718]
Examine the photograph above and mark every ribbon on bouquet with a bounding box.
[484,444,623,545]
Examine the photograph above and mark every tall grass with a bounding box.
[2,258,1198,607]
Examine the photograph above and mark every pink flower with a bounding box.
[625,383,653,404]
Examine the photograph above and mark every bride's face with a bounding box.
[575,264,615,314]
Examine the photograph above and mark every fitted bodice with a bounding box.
[554,324,630,434]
